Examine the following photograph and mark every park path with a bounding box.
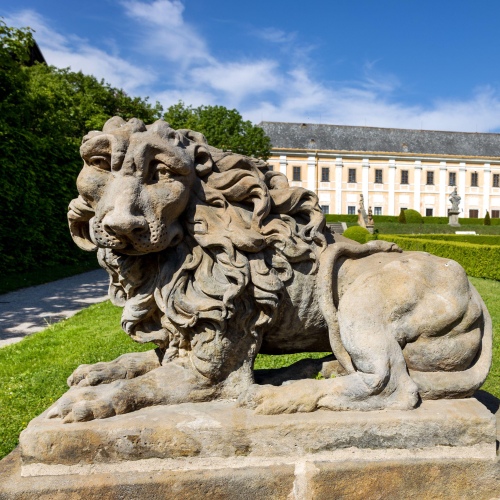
[0,269,109,348]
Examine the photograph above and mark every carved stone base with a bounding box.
[1,395,499,499]
[449,211,461,226]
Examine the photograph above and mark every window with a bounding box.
[292,166,301,181]
[267,165,274,171]
[471,172,478,187]
[493,174,499,188]
[348,168,357,183]
[321,167,330,182]
[375,169,383,184]
[469,209,479,218]
[401,170,409,184]
[320,205,330,214]
[492,210,500,218]
[347,206,356,215]
[425,208,433,216]
[426,171,434,185]
[449,172,456,186]
[374,207,382,215]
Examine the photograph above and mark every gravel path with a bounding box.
[0,269,109,348]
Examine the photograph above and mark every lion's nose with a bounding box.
[102,212,148,236]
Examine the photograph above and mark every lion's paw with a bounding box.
[47,381,133,423]
[240,380,324,415]
[67,351,160,387]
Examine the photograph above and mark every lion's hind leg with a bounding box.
[244,282,419,414]
[67,349,162,387]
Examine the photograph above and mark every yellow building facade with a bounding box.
[260,122,500,218]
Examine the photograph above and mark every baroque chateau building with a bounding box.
[259,122,500,218]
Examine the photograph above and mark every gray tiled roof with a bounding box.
[259,122,500,158]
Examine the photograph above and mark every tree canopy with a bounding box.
[163,102,271,159]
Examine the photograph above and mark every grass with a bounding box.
[0,276,499,460]
[0,260,100,295]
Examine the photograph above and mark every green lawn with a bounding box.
[0,276,499,460]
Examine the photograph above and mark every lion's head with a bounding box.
[69,117,327,374]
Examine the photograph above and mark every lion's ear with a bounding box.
[191,144,213,177]
[67,196,97,251]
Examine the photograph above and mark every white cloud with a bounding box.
[121,0,211,66]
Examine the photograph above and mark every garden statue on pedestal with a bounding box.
[46,117,491,422]
[449,187,461,227]
[357,194,368,228]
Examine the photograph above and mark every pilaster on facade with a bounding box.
[483,163,491,217]
[335,158,343,214]
[307,155,316,193]
[439,161,447,216]
[388,159,396,215]
[279,155,287,176]
[459,163,466,216]
[362,159,370,208]
[413,161,422,212]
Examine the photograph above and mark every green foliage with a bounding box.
[400,234,500,245]
[398,208,407,224]
[378,235,500,280]
[484,211,491,226]
[0,20,163,274]
[375,222,500,235]
[164,101,271,159]
[343,226,370,243]
[324,214,358,223]
[403,209,423,223]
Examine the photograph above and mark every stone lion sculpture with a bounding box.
[48,116,492,423]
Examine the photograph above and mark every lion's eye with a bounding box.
[152,162,173,182]
[88,156,111,171]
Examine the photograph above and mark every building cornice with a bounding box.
[270,148,500,165]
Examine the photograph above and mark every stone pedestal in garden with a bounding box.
[1,395,499,499]
[449,210,461,227]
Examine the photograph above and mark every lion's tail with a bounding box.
[409,285,493,400]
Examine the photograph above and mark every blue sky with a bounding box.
[4,0,500,131]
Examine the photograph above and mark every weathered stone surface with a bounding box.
[20,398,496,471]
[38,115,493,424]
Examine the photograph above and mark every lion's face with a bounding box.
[70,117,208,255]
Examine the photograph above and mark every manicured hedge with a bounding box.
[378,235,500,280]
[400,234,500,245]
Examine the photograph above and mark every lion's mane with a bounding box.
[71,123,327,370]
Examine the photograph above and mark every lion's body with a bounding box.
[50,117,491,422]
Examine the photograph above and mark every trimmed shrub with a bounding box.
[398,208,406,224]
[325,214,358,223]
[400,234,500,245]
[378,235,500,280]
[423,216,449,224]
[343,226,370,244]
[484,211,491,226]
[403,209,424,224]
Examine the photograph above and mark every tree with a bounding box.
[484,211,491,225]
[398,208,406,224]
[163,101,271,159]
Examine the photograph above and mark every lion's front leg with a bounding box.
[67,349,163,387]
[49,358,218,423]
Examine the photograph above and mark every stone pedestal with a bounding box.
[1,395,499,499]
[449,210,461,226]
